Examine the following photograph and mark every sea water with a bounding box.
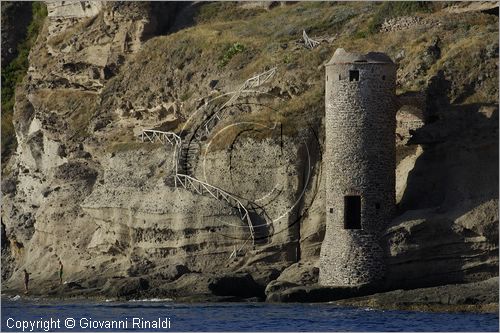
[1,297,498,332]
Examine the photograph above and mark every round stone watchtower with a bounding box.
[319,48,397,286]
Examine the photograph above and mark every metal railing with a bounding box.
[241,67,277,90]
[141,129,182,174]
[140,129,181,146]
[195,67,277,141]
[175,174,255,240]
[139,131,257,240]
[139,68,279,242]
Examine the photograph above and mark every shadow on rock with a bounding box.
[387,70,499,290]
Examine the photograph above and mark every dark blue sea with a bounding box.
[1,297,498,332]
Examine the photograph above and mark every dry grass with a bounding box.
[34,89,98,139]
[107,141,162,154]
[99,1,497,152]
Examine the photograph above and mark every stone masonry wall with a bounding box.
[320,60,397,286]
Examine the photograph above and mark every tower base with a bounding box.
[319,230,385,286]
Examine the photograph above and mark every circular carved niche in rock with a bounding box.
[200,103,289,203]
[197,101,320,241]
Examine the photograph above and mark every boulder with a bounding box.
[276,261,319,285]
[236,262,283,287]
[265,280,299,295]
[264,261,318,297]
[151,272,265,301]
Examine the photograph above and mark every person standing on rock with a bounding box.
[58,259,64,285]
[23,269,30,294]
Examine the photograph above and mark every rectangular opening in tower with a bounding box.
[349,70,359,82]
[344,195,361,229]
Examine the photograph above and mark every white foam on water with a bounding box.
[128,298,173,302]
[10,295,21,301]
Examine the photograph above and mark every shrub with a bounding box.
[1,2,47,165]
[218,42,245,68]
[283,54,293,64]
[353,30,367,39]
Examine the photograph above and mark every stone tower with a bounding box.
[319,48,397,286]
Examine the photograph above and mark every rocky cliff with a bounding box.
[1,1,498,306]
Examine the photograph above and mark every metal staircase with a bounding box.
[177,139,199,176]
[139,67,278,243]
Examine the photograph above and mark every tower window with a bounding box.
[382,75,386,81]
[349,70,359,82]
[329,208,334,213]
[375,203,380,210]
[344,195,361,229]
[338,74,342,80]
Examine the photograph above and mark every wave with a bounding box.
[128,298,174,302]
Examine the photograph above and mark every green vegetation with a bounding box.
[353,30,368,39]
[218,42,246,68]
[1,2,47,163]
[283,54,293,64]
[368,1,432,34]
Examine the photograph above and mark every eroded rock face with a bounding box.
[384,199,499,289]
[1,2,197,289]
[1,2,498,300]
[30,1,185,92]
[386,101,499,290]
[1,0,322,293]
